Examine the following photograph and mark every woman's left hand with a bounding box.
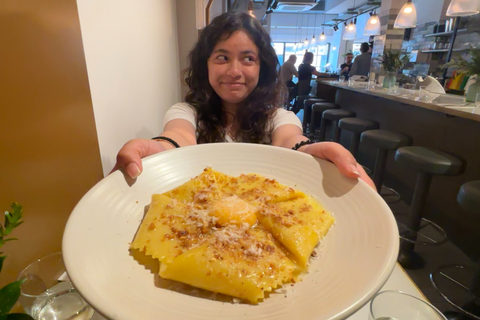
[302,141,376,191]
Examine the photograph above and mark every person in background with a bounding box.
[280,54,299,103]
[368,43,373,54]
[280,54,298,87]
[340,53,354,80]
[297,52,327,95]
[112,12,374,190]
[349,42,372,77]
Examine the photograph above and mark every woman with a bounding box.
[297,52,327,96]
[113,12,374,189]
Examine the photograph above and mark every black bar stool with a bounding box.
[292,94,314,114]
[303,98,328,134]
[360,129,412,200]
[394,146,465,270]
[430,181,480,320]
[319,109,356,142]
[309,102,338,140]
[338,118,379,158]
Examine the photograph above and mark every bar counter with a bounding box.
[318,80,480,259]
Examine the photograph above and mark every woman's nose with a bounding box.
[226,60,242,77]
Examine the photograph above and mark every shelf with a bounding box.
[421,48,469,53]
[421,49,449,53]
[424,28,467,38]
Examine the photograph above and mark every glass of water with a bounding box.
[369,290,447,320]
[17,252,94,320]
[388,82,399,95]
[339,75,345,82]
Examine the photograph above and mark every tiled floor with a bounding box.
[388,198,480,319]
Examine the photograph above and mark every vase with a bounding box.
[465,78,480,103]
[383,72,397,89]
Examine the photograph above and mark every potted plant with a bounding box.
[0,203,33,320]
[381,49,410,88]
[443,47,480,102]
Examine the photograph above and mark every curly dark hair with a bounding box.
[184,12,284,144]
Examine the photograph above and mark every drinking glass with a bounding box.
[476,93,480,108]
[339,75,345,82]
[418,86,430,102]
[369,290,447,320]
[367,80,376,91]
[17,252,95,320]
[388,82,399,95]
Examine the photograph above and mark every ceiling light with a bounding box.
[332,45,336,51]
[446,0,480,16]
[320,31,326,41]
[364,12,380,35]
[247,0,255,17]
[304,38,309,46]
[311,35,316,44]
[343,21,357,40]
[394,0,417,28]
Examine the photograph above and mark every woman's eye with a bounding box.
[244,56,255,62]
[217,55,227,61]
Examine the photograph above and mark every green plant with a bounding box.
[0,203,33,320]
[442,47,480,76]
[381,49,410,72]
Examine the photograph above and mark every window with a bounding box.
[272,42,285,65]
[274,42,330,74]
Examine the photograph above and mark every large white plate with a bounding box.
[63,143,399,320]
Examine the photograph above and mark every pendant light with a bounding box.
[364,11,380,35]
[394,0,417,28]
[342,0,357,40]
[304,14,310,48]
[311,12,317,45]
[343,20,357,40]
[446,0,480,17]
[319,13,327,43]
[332,45,337,51]
[293,15,299,51]
[247,0,255,17]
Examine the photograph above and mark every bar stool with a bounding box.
[292,94,314,114]
[394,146,465,270]
[360,130,412,200]
[338,118,379,158]
[303,98,328,134]
[309,102,338,140]
[430,181,480,320]
[318,109,356,142]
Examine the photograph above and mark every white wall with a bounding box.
[76,0,182,176]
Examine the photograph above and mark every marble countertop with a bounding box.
[319,81,480,123]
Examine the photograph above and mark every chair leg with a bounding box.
[350,132,361,158]
[319,118,327,141]
[333,121,342,143]
[398,172,433,270]
[373,149,388,192]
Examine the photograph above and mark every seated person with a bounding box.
[340,53,353,80]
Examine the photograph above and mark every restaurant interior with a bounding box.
[1,0,480,319]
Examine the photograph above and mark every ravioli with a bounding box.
[131,168,334,303]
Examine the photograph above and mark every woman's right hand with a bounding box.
[110,139,167,179]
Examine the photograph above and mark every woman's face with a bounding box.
[207,31,260,108]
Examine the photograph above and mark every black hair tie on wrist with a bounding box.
[292,139,315,150]
[151,136,180,148]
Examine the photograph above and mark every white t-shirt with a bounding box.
[162,102,302,143]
